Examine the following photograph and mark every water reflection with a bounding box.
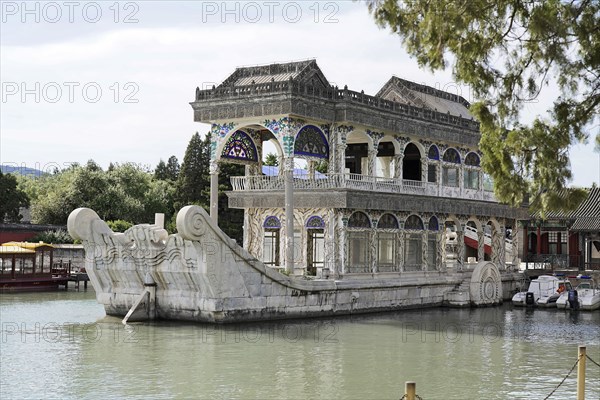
[1,292,598,399]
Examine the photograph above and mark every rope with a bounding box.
[587,354,600,368]
[542,357,579,400]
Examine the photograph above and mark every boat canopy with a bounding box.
[0,245,36,255]
[1,242,54,250]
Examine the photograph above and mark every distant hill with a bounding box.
[1,165,46,177]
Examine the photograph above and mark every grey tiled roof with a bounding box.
[570,188,600,231]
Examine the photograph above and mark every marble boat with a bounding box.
[67,60,528,323]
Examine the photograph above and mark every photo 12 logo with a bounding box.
[1,1,140,24]
[200,1,340,24]
[1,82,140,104]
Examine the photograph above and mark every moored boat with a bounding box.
[557,277,600,311]
[512,275,571,307]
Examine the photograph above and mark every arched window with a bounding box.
[348,211,371,228]
[428,216,439,231]
[465,152,480,166]
[306,216,325,229]
[427,216,439,270]
[378,213,399,229]
[377,213,399,271]
[221,130,258,163]
[347,211,371,273]
[403,143,422,181]
[428,145,440,160]
[404,215,424,271]
[263,216,281,267]
[442,148,460,187]
[305,216,325,276]
[443,148,461,163]
[294,125,329,159]
[404,215,424,230]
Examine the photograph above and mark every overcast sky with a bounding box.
[1,1,598,186]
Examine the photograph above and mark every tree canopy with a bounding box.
[0,171,30,222]
[367,0,598,215]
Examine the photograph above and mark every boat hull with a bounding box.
[68,206,514,323]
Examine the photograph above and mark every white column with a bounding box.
[209,161,220,224]
[422,230,428,271]
[456,224,465,270]
[283,156,295,274]
[393,152,404,180]
[477,229,485,261]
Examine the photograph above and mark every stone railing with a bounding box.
[230,174,497,202]
[195,81,480,131]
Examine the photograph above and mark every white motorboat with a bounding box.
[557,278,600,311]
[512,275,571,307]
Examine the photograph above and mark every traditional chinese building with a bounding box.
[190,60,528,277]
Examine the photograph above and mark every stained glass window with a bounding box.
[348,211,371,228]
[294,125,329,159]
[263,216,281,229]
[306,216,325,229]
[428,145,440,160]
[465,152,480,166]
[378,213,399,229]
[221,130,258,163]
[404,215,424,230]
[428,216,439,231]
[442,148,461,164]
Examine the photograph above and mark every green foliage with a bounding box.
[155,155,180,181]
[263,153,279,166]
[0,171,30,222]
[176,132,210,208]
[28,229,74,244]
[23,162,175,225]
[107,220,133,233]
[367,0,599,216]
[315,160,329,174]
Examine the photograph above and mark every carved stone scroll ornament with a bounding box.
[176,205,211,241]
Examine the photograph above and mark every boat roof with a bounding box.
[1,241,54,249]
[0,245,36,254]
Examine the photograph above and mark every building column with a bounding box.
[371,228,378,273]
[536,226,542,255]
[456,224,465,270]
[477,229,485,261]
[393,152,404,180]
[307,160,316,179]
[338,216,347,275]
[421,158,428,183]
[398,230,405,272]
[523,224,529,260]
[458,164,465,196]
[421,230,428,271]
[283,156,295,274]
[209,161,220,224]
[367,149,377,177]
[512,223,520,266]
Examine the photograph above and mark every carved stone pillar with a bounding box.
[477,229,485,261]
[421,230,428,271]
[436,232,444,271]
[209,161,220,224]
[307,160,316,179]
[421,158,428,183]
[498,225,506,268]
[512,223,520,267]
[283,156,295,274]
[456,225,465,270]
[338,215,347,275]
[367,149,377,177]
[398,230,405,272]
[393,152,404,180]
[371,227,378,273]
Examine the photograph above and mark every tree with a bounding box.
[155,155,180,181]
[176,132,210,208]
[263,153,279,166]
[367,0,598,215]
[0,171,30,222]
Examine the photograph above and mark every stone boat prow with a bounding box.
[68,206,509,323]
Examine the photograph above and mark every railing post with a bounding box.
[577,345,586,400]
[405,381,416,400]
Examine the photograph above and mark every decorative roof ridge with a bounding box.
[218,59,318,88]
[376,76,471,109]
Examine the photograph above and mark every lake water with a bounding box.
[1,290,599,400]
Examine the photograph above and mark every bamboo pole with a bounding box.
[577,345,586,400]
[405,381,416,400]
